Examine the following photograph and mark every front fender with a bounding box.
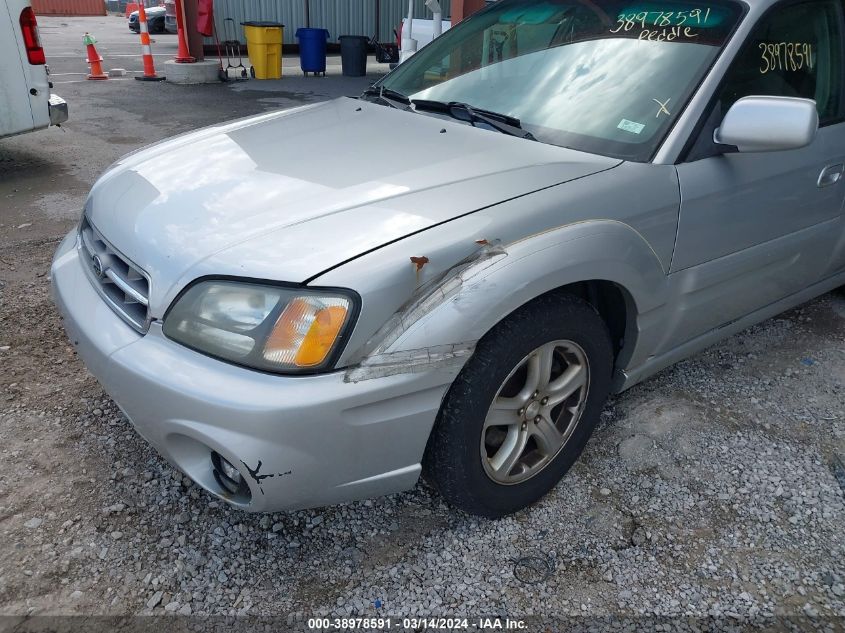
[320,218,668,384]
[392,219,667,349]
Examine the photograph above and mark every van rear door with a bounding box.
[1,0,51,138]
[1,0,36,136]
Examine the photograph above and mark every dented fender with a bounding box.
[382,220,667,366]
[317,218,669,383]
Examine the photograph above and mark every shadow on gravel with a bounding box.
[0,146,65,185]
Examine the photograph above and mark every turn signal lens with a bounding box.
[263,297,351,368]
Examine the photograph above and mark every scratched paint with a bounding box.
[240,460,292,495]
[344,240,507,382]
[345,341,477,382]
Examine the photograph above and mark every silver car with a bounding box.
[52,0,845,517]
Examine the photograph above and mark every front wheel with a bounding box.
[423,293,613,518]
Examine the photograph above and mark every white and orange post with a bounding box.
[173,0,195,63]
[135,3,165,81]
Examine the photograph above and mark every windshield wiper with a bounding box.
[412,100,537,141]
[359,91,536,141]
[360,86,412,110]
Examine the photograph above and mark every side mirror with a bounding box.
[714,96,818,153]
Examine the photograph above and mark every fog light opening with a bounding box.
[211,451,251,501]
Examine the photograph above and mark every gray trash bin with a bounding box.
[339,35,369,77]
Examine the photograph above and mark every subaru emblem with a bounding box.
[92,255,105,278]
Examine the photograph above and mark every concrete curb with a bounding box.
[164,59,220,85]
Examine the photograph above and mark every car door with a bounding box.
[663,0,845,350]
[0,0,35,138]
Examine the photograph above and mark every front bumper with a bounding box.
[51,230,454,511]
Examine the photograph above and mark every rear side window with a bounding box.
[719,0,844,122]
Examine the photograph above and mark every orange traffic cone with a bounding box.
[135,4,165,81]
[83,33,108,80]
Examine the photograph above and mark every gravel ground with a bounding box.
[1,16,845,632]
[2,238,844,626]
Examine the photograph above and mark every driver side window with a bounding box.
[720,0,844,122]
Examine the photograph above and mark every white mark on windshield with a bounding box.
[652,97,672,118]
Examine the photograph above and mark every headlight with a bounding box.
[163,280,357,374]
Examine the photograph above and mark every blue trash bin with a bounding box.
[295,28,330,76]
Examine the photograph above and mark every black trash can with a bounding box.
[339,35,369,77]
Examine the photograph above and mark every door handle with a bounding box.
[817,163,844,188]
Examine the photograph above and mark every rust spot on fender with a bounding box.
[410,256,430,272]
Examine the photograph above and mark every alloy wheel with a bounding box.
[480,339,590,485]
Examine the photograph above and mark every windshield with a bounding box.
[377,0,744,160]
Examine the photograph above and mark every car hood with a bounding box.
[130,8,164,17]
[85,98,619,314]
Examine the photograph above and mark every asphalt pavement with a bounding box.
[1,16,389,248]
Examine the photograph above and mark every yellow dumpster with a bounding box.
[241,21,284,79]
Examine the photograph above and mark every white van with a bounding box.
[1,0,67,140]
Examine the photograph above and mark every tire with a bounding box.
[423,293,613,518]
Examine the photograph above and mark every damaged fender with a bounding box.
[317,218,668,385]
[344,239,508,382]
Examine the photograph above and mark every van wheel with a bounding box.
[423,293,613,518]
